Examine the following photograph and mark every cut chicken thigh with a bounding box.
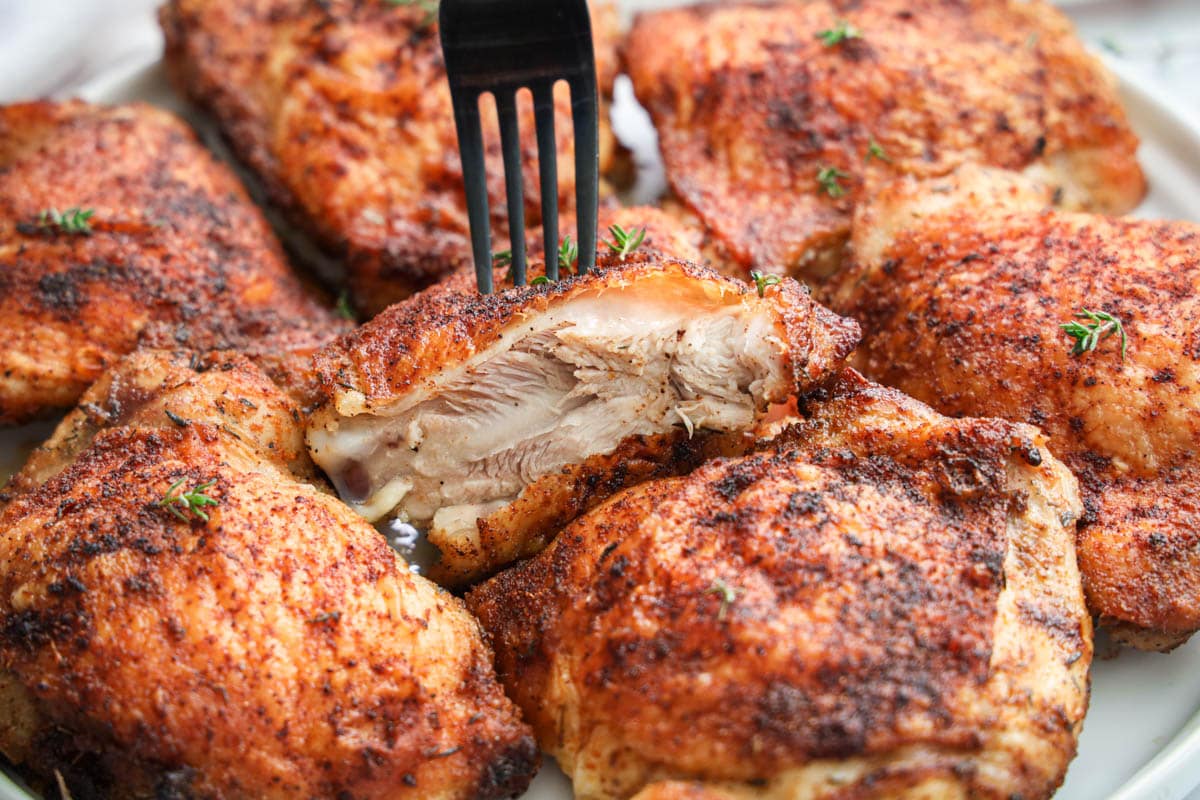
[308,249,858,584]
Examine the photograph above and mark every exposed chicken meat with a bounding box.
[308,252,858,584]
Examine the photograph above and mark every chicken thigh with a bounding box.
[0,100,348,424]
[468,370,1089,800]
[622,0,1145,283]
[161,0,620,316]
[831,165,1200,650]
[307,220,858,585]
[0,350,537,799]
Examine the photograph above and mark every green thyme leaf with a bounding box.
[38,207,94,235]
[749,270,782,298]
[816,20,861,47]
[558,235,579,273]
[1061,308,1128,361]
[816,166,850,198]
[866,139,892,164]
[334,291,356,322]
[707,578,740,620]
[156,478,219,523]
[603,224,647,260]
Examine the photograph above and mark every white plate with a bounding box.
[2,15,1200,800]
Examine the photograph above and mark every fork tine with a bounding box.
[449,90,494,293]
[495,90,527,286]
[532,81,560,280]
[570,73,600,275]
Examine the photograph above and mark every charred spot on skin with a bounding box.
[597,541,619,567]
[1015,441,1042,466]
[36,273,84,312]
[472,735,539,799]
[1152,368,1176,384]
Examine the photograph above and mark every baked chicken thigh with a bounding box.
[161,0,620,316]
[307,224,858,585]
[0,350,536,799]
[622,0,1145,283]
[832,165,1200,650]
[469,370,1089,800]
[0,100,348,425]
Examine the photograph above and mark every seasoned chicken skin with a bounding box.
[468,370,1089,800]
[0,351,537,799]
[160,0,620,316]
[0,100,348,424]
[622,0,1145,283]
[307,231,859,585]
[831,165,1200,650]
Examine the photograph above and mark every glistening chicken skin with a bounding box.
[468,370,1090,800]
[307,241,859,585]
[160,0,621,315]
[830,165,1200,650]
[0,350,537,800]
[622,0,1145,284]
[0,101,350,424]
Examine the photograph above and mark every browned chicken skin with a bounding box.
[831,165,1200,650]
[622,0,1145,283]
[0,351,537,799]
[160,0,620,316]
[307,211,859,585]
[0,100,348,424]
[468,370,1089,800]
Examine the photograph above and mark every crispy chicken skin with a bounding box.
[0,349,319,504]
[622,0,1145,283]
[307,216,859,585]
[831,166,1200,650]
[0,351,537,799]
[468,370,1089,800]
[0,100,348,424]
[160,0,620,316]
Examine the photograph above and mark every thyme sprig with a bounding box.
[1061,308,1127,361]
[558,235,579,273]
[38,207,94,235]
[157,478,219,523]
[604,224,647,260]
[816,166,850,198]
[866,139,891,163]
[816,20,861,47]
[707,579,740,621]
[750,270,781,297]
[334,291,356,322]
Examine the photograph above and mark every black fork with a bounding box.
[440,0,600,293]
